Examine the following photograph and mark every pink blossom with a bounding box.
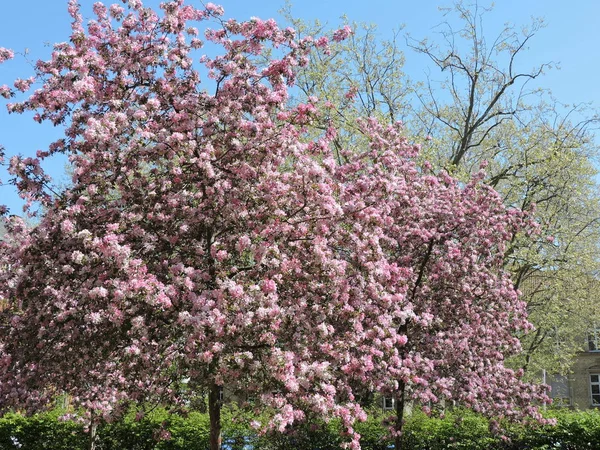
[205,3,224,16]
[60,220,75,234]
[71,250,85,264]
[235,235,251,252]
[0,85,11,99]
[261,279,277,294]
[125,345,141,355]
[0,47,14,63]
[86,312,102,324]
[345,85,358,100]
[333,25,353,42]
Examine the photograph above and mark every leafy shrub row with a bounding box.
[0,407,599,449]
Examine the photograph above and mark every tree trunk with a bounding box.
[88,418,98,450]
[209,383,222,450]
[394,381,406,450]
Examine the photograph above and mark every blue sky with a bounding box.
[1,0,599,215]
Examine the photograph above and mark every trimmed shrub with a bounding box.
[401,408,501,450]
[1,406,600,449]
[0,410,87,450]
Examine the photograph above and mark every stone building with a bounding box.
[546,328,600,409]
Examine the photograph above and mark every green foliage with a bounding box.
[99,408,210,450]
[399,408,600,450]
[515,409,600,449]
[354,410,393,450]
[401,408,497,450]
[1,406,600,449]
[253,421,343,450]
[0,410,87,450]
[243,409,393,449]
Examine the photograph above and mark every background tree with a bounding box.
[287,0,600,378]
[279,3,415,165]
[406,2,600,377]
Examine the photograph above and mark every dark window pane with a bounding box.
[591,375,599,383]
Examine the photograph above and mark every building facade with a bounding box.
[548,328,600,409]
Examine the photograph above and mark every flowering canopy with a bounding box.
[0,1,549,449]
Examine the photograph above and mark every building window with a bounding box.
[383,397,394,410]
[590,374,600,406]
[588,328,600,351]
[549,374,571,407]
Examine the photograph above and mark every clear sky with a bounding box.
[1,0,599,215]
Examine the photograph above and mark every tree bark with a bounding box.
[88,417,98,450]
[209,383,222,450]
[394,381,406,450]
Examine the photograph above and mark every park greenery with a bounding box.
[0,405,599,449]
[0,1,598,450]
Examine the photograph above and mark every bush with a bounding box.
[99,409,209,450]
[0,410,87,450]
[512,409,600,449]
[399,407,600,450]
[354,410,393,450]
[1,405,600,449]
[401,408,500,450]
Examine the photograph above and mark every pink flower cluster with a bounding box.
[0,47,14,63]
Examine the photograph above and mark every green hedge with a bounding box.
[0,410,88,450]
[0,406,599,449]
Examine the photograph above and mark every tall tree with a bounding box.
[0,1,550,449]
[406,2,600,376]
[287,1,600,379]
[0,2,376,448]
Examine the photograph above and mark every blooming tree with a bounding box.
[0,1,549,450]
[333,119,551,448]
